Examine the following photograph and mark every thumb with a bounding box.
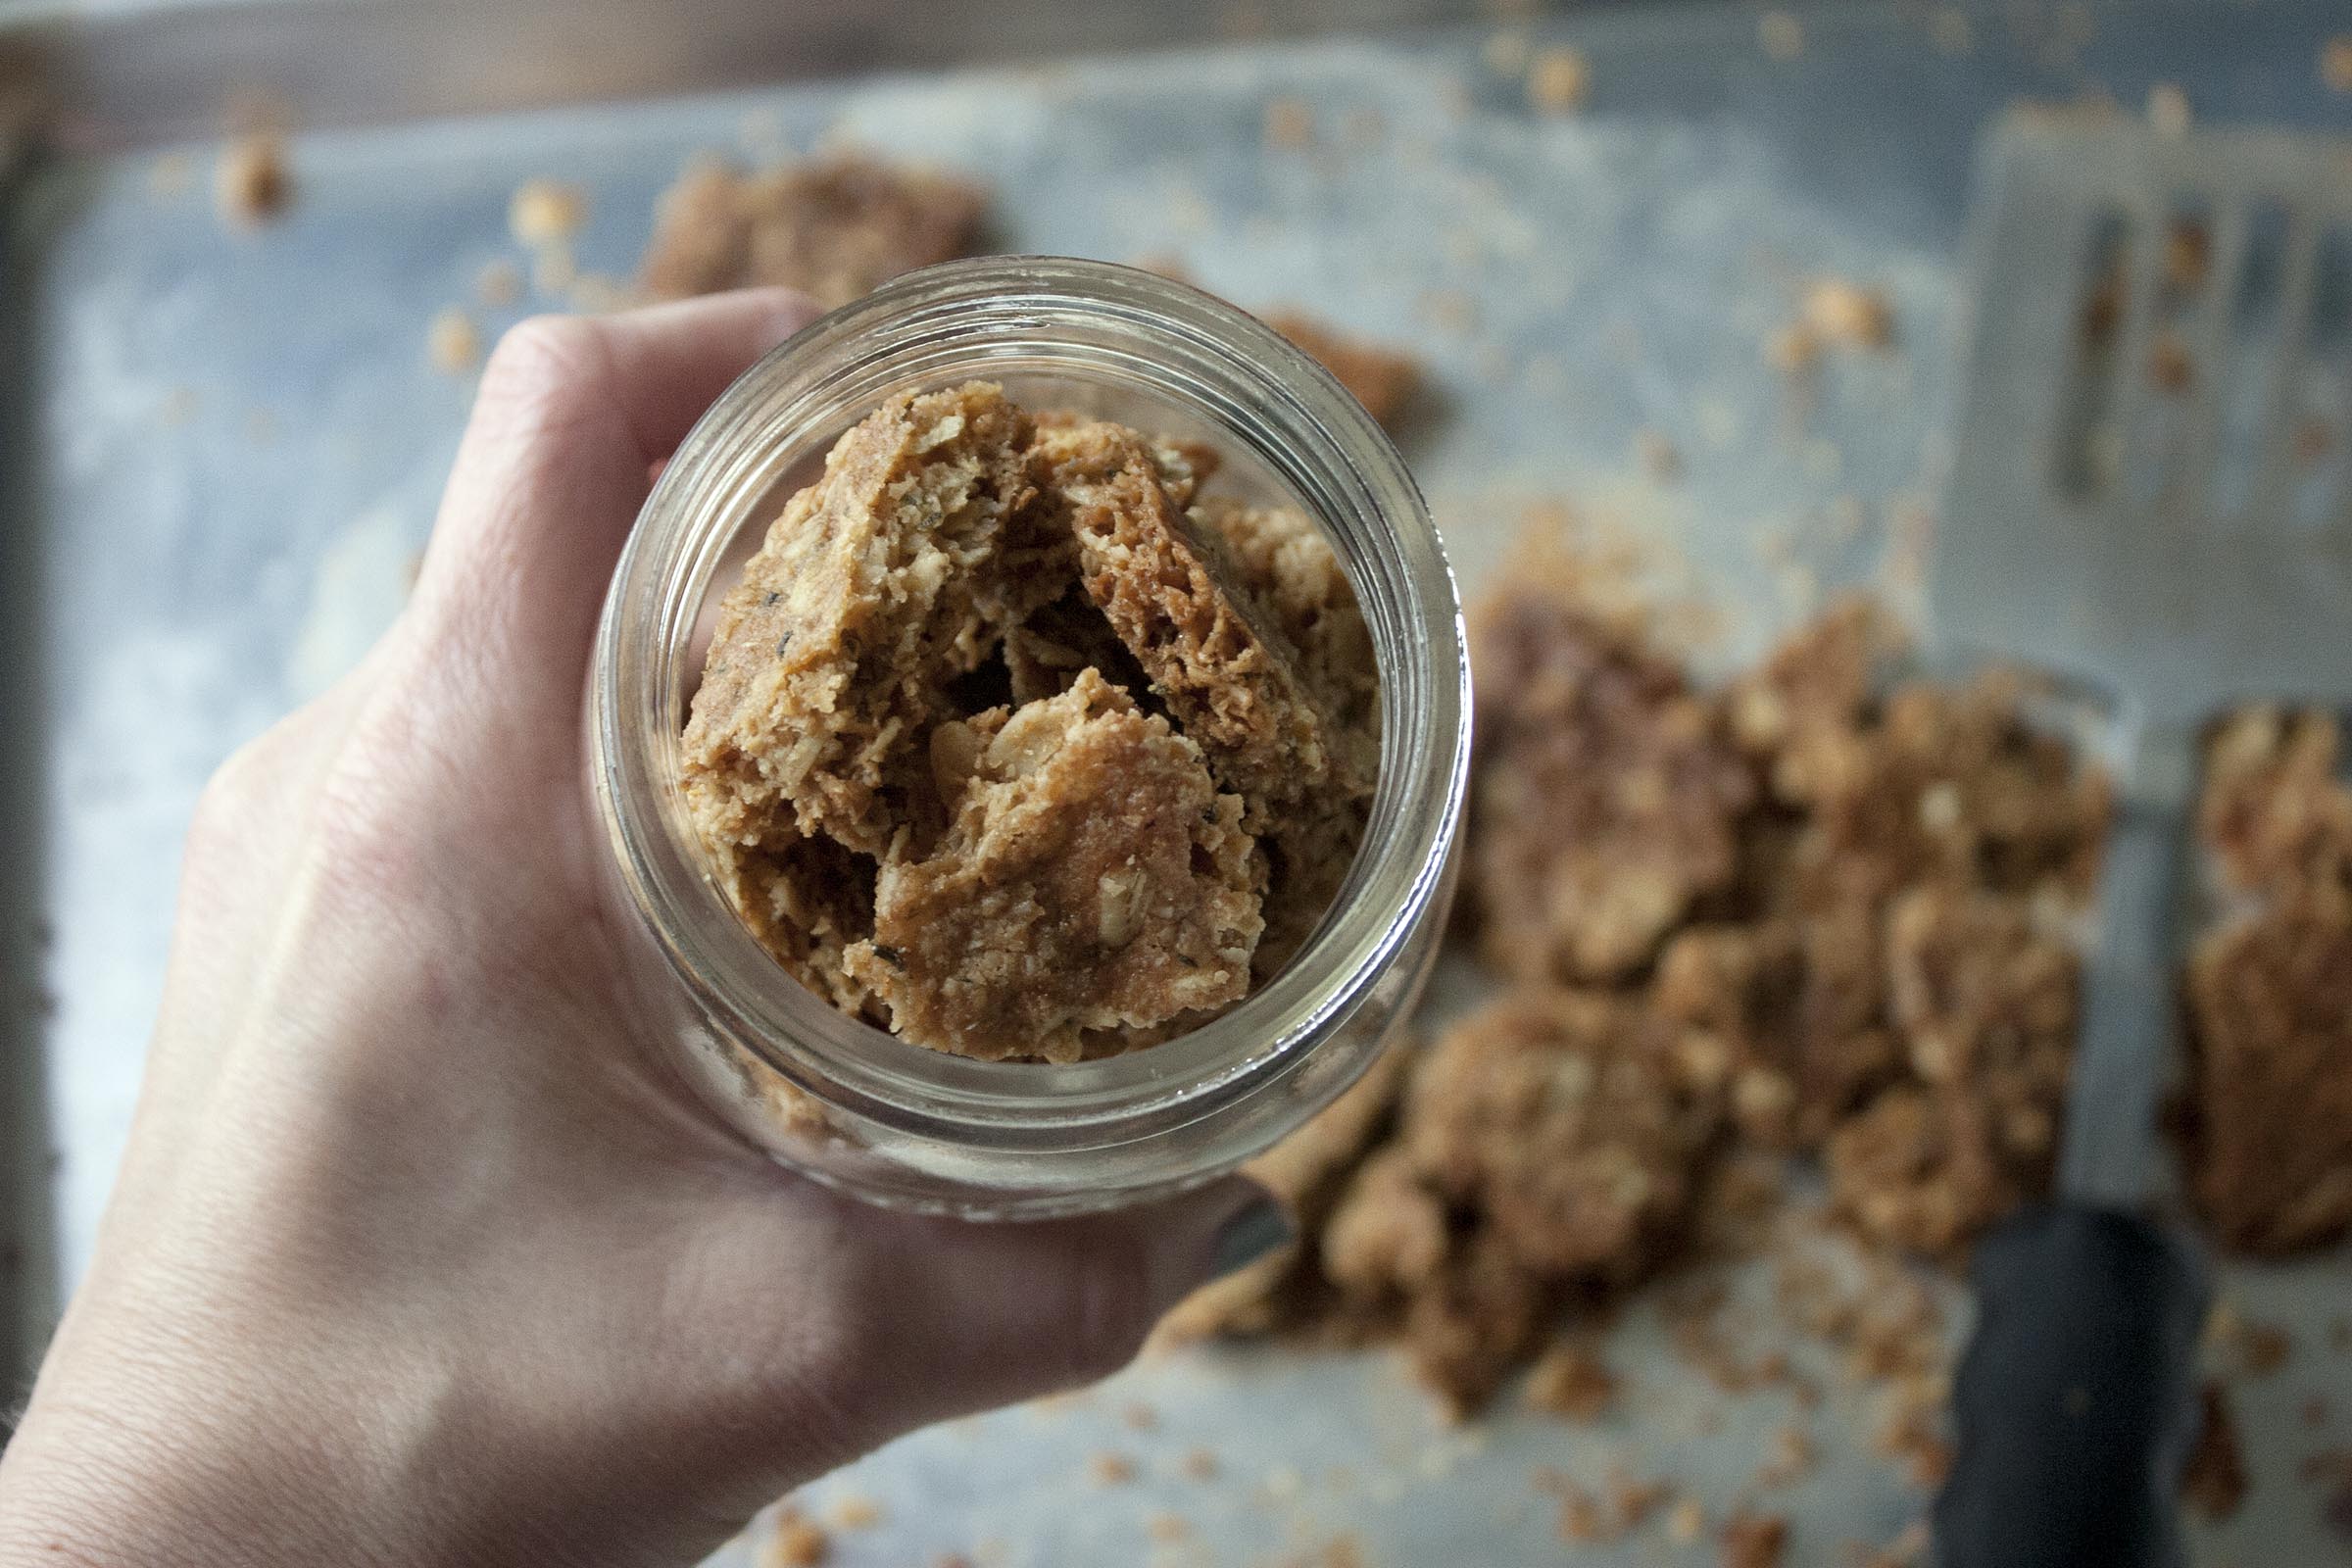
[857,1177,1293,1428]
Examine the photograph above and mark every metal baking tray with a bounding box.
[5,0,2349,1560]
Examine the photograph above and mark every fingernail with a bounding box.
[1207,1196,1294,1281]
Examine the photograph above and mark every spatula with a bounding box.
[1926,113,2352,1567]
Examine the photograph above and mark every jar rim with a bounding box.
[590,257,1470,1154]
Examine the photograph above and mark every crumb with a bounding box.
[509,178,588,248]
[2181,1381,2248,1521]
[2148,330,2193,393]
[2164,219,2211,294]
[1090,1452,1138,1486]
[1178,1447,1219,1481]
[1122,1401,1159,1431]
[475,258,522,307]
[1523,1339,1618,1420]
[1668,1496,1705,1544]
[763,1504,830,1568]
[639,152,986,308]
[1802,280,1895,351]
[215,131,291,228]
[1420,288,1477,333]
[1634,427,1681,479]
[1263,97,1314,150]
[1527,46,1591,114]
[2148,82,2191,136]
[824,1494,883,1531]
[1146,1512,1191,1544]
[425,308,481,376]
[1263,312,1421,429]
[1721,1509,1789,1568]
[1757,1422,1818,1488]
[1758,12,1804,61]
[1767,321,1822,373]
[2327,36,2352,93]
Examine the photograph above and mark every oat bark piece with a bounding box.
[1885,885,2077,1179]
[1725,597,1898,804]
[682,382,1054,858]
[1652,913,1897,1152]
[1154,1040,1412,1345]
[713,830,880,1019]
[639,154,986,308]
[2183,884,2352,1253]
[1402,986,1722,1284]
[1003,586,1155,705]
[1825,1085,2025,1259]
[1195,499,1381,783]
[1773,671,2110,915]
[1036,417,1351,820]
[2197,707,2352,897]
[842,669,1262,1062]
[1467,584,1756,983]
[1264,311,1421,429]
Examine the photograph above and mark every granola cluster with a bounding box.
[682,382,1377,1061]
[1172,564,2112,1413]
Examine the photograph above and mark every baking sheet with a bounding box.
[8,1,2352,1560]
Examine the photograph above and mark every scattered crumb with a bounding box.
[1263,97,1314,151]
[425,308,481,376]
[1146,1512,1192,1544]
[1122,1401,1160,1432]
[1420,288,1478,334]
[1179,1447,1219,1481]
[1721,1509,1790,1568]
[475,258,522,307]
[1758,12,1804,61]
[509,177,589,249]
[2181,1381,2248,1522]
[215,131,291,229]
[1757,1422,1818,1488]
[2327,36,2352,93]
[1767,322,1822,374]
[762,1504,831,1568]
[823,1494,883,1532]
[1802,280,1895,351]
[2147,330,2193,393]
[2147,82,2191,136]
[1635,427,1681,479]
[1524,1339,1619,1421]
[1668,1496,1705,1544]
[1090,1452,1138,1487]
[1527,46,1591,115]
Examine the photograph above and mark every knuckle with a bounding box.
[1059,1237,1156,1386]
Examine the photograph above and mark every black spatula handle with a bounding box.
[1933,1202,2210,1568]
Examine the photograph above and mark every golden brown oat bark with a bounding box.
[2197,707,2352,897]
[2183,884,2352,1253]
[1035,417,1357,822]
[682,381,1054,858]
[711,830,880,1020]
[1824,1085,2025,1260]
[1467,586,1755,983]
[843,670,1262,1062]
[638,154,986,308]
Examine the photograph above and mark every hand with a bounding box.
[0,289,1285,1568]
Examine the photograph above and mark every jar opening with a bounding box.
[593,257,1470,1149]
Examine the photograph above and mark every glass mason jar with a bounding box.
[587,257,1469,1219]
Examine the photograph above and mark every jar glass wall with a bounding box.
[587,257,1469,1218]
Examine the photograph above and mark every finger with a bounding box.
[408,287,818,720]
[851,1178,1294,1432]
